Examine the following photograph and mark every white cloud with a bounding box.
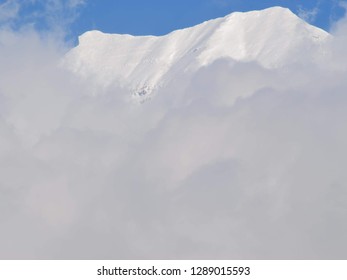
[67,0,85,8]
[298,6,320,23]
[1,9,347,259]
[0,0,86,39]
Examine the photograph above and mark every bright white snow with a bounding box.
[64,7,329,98]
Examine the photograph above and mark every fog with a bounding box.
[1,5,347,259]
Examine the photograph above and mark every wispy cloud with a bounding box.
[297,5,320,23]
[0,0,86,38]
[0,0,20,22]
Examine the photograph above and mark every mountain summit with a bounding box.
[64,7,329,97]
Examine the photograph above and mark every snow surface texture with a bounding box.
[1,7,347,259]
[64,7,330,99]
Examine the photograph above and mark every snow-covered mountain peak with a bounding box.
[63,7,330,98]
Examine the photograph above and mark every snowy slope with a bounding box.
[63,7,330,97]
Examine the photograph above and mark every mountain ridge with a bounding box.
[63,6,330,99]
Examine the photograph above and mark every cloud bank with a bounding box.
[1,6,347,259]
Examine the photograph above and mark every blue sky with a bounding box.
[73,0,345,35]
[0,0,346,41]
